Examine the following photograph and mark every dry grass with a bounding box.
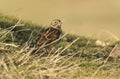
[0,16,120,79]
[0,24,80,79]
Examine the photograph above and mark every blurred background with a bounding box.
[0,0,120,39]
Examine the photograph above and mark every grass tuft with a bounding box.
[0,13,120,79]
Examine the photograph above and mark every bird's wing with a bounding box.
[45,27,62,44]
[35,27,62,47]
[35,27,50,46]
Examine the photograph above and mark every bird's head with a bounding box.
[50,19,62,29]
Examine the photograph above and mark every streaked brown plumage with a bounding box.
[35,19,62,49]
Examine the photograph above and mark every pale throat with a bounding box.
[50,24,61,29]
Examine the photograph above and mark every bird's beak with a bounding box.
[58,22,62,26]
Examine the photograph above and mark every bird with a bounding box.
[34,19,62,53]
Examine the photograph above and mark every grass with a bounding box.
[0,13,120,79]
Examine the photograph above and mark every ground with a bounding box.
[0,13,120,79]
